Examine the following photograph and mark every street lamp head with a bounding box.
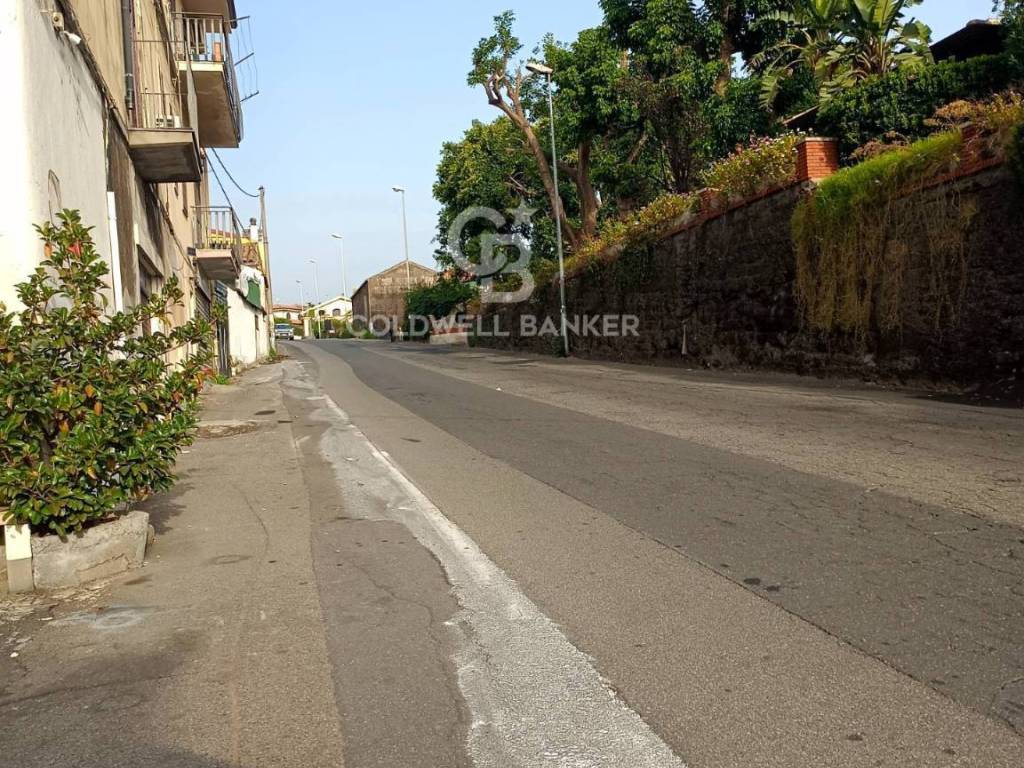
[330,233,343,240]
[392,186,406,194]
[526,61,553,77]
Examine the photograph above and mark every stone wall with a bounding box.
[474,166,1024,387]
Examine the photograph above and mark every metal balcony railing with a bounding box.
[131,39,194,131]
[174,13,243,137]
[193,206,243,252]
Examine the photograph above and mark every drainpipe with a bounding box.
[120,0,135,114]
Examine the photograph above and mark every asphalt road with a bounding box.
[5,344,1020,767]
[293,340,1024,767]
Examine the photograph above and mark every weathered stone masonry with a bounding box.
[475,166,1023,386]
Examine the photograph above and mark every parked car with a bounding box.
[275,323,295,341]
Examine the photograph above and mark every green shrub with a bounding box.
[702,134,803,202]
[404,277,477,336]
[817,55,1017,160]
[0,211,214,537]
[361,329,376,340]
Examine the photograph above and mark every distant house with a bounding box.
[305,295,353,336]
[351,261,437,331]
[931,19,1006,63]
[273,303,305,323]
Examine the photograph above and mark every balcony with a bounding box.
[128,44,201,183]
[175,13,243,148]
[193,207,242,280]
[178,0,236,17]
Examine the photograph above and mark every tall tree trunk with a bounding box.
[715,1,737,95]
[716,33,736,94]
[520,122,580,250]
[575,141,600,240]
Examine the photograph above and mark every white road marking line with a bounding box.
[306,367,686,768]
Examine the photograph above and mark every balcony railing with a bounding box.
[174,13,243,142]
[193,206,243,280]
[127,39,200,182]
[194,206,242,251]
[130,39,195,130]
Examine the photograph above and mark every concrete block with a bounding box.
[31,511,150,590]
[430,332,469,346]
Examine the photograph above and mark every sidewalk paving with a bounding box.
[0,365,346,768]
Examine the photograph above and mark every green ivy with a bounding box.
[792,132,967,336]
[0,211,214,538]
[817,55,1017,160]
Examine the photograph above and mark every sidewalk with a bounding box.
[0,365,345,767]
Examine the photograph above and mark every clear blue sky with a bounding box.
[214,0,998,305]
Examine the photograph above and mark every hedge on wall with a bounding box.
[817,55,1017,159]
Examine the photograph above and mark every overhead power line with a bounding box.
[211,149,260,199]
[207,160,237,213]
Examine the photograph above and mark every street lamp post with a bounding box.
[330,233,348,297]
[392,187,413,290]
[309,259,322,338]
[295,279,305,336]
[526,61,570,358]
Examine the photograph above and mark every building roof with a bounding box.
[309,294,352,310]
[351,260,438,300]
[363,260,438,284]
[931,19,1005,62]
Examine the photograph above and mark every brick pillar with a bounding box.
[796,137,839,182]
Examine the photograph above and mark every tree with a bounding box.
[700,0,797,90]
[601,0,780,192]
[997,1,1024,72]
[753,0,932,107]
[469,12,593,248]
[434,117,554,272]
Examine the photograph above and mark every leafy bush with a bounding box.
[817,55,1018,159]
[0,211,214,537]
[403,276,475,335]
[702,134,803,202]
[404,278,477,326]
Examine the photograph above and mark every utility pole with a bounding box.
[393,187,413,290]
[309,259,322,338]
[331,233,348,297]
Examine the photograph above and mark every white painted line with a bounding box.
[311,375,686,768]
